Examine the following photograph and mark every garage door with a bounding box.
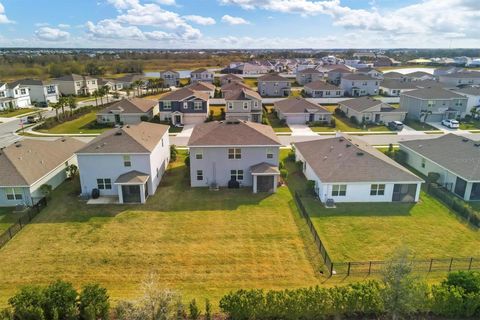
[286,114,307,124]
[183,114,206,125]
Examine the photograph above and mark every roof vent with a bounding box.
[474,143,480,147]
[346,144,351,148]
[462,138,469,142]
[323,156,328,160]
[15,143,21,148]
[339,138,344,142]
[357,152,364,156]
[338,153,342,158]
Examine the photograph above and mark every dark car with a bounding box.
[388,121,404,131]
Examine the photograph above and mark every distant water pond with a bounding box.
[386,67,435,74]
[144,70,192,78]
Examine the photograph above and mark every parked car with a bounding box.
[388,121,404,131]
[441,119,459,129]
[26,115,41,123]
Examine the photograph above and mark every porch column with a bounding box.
[273,175,278,193]
[117,185,124,204]
[140,184,146,204]
[464,182,473,201]
[414,182,421,202]
[253,175,258,194]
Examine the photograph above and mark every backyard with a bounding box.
[0,108,37,118]
[0,208,23,234]
[284,154,480,262]
[0,152,322,307]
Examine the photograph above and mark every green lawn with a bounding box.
[37,111,110,135]
[283,154,480,264]
[310,115,389,132]
[0,153,322,307]
[0,208,24,234]
[243,78,257,89]
[460,119,480,130]
[264,111,291,133]
[403,119,439,131]
[0,108,37,118]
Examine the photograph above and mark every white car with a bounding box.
[441,119,459,129]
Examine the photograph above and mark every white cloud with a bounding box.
[0,3,12,23]
[221,14,250,25]
[35,22,49,27]
[184,15,216,25]
[106,0,140,10]
[34,27,70,41]
[86,20,145,40]
[58,24,70,29]
[155,0,177,5]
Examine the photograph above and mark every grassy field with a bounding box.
[36,111,108,134]
[0,108,37,118]
[264,111,291,133]
[284,156,480,262]
[0,152,323,307]
[460,119,480,130]
[310,115,389,132]
[403,119,439,131]
[0,208,24,234]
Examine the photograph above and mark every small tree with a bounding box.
[204,299,212,320]
[188,299,200,320]
[78,284,110,320]
[8,285,46,320]
[184,155,190,167]
[170,145,178,162]
[42,280,78,320]
[420,109,433,127]
[66,164,78,179]
[140,115,150,122]
[306,180,316,195]
[39,184,53,199]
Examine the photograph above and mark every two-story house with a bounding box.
[187,120,282,193]
[159,70,180,87]
[304,81,344,98]
[438,72,480,87]
[257,74,291,97]
[296,68,323,85]
[220,74,243,86]
[76,122,170,204]
[0,82,31,110]
[186,81,216,98]
[159,87,210,125]
[400,87,468,122]
[224,88,263,123]
[190,68,214,83]
[13,79,59,106]
[54,74,98,96]
[340,74,379,96]
[327,67,353,85]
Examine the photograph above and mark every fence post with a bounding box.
[347,262,351,276]
[18,218,22,228]
[429,259,433,272]
[8,227,12,239]
[368,261,372,275]
[448,258,454,272]
[468,257,473,271]
[330,263,334,277]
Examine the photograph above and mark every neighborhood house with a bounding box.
[159,87,210,125]
[96,98,159,125]
[338,97,406,124]
[54,74,98,96]
[224,88,263,123]
[274,97,332,124]
[340,74,379,97]
[257,74,291,97]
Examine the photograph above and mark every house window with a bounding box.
[228,148,241,159]
[123,155,131,167]
[20,89,26,94]
[427,100,434,108]
[266,148,274,159]
[196,170,203,181]
[228,102,233,110]
[76,81,81,86]
[92,80,96,85]
[163,101,171,110]
[46,85,56,94]
[195,152,203,160]
[183,102,188,109]
[332,184,347,196]
[370,184,385,196]
[194,101,203,110]
[5,187,22,200]
[97,178,112,190]
[230,170,244,181]
[161,139,164,147]
[0,91,4,97]
[254,101,258,107]
[421,158,426,168]
[243,102,248,110]
[325,91,330,96]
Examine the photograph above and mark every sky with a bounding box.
[0,0,479,49]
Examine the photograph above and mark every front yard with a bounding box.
[0,153,322,307]
[36,110,109,135]
[403,119,440,131]
[460,119,480,130]
[284,154,480,262]
[310,115,389,132]
[0,108,37,118]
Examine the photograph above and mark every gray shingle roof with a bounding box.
[401,87,467,100]
[440,71,480,79]
[98,98,157,114]
[77,122,169,154]
[295,136,422,183]
[224,88,261,101]
[380,79,418,90]
[188,120,281,146]
[383,72,404,79]
[274,97,330,114]
[258,74,289,82]
[159,87,209,101]
[186,81,216,91]
[54,74,96,81]
[0,138,86,187]
[298,68,321,74]
[400,134,480,181]
[250,162,280,175]
[452,87,480,96]
[339,97,385,112]
[115,170,150,184]
[342,74,377,81]
[305,80,341,91]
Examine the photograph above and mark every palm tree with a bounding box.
[98,87,105,105]
[102,85,110,103]
[68,96,77,116]
[58,96,68,119]
[51,102,60,119]
[420,109,433,128]
[92,90,99,108]
[133,80,143,97]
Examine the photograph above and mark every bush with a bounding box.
[306,180,316,195]
[330,118,336,127]
[140,115,149,122]
[78,284,110,320]
[188,299,200,320]
[184,155,190,167]
[279,118,286,126]
[204,299,212,320]
[295,160,303,171]
[170,145,178,162]
[8,286,46,320]
[350,115,358,125]
[42,280,78,320]
[280,169,288,180]
[444,271,480,294]
[334,108,345,117]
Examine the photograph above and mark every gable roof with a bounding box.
[187,81,216,92]
[380,79,418,90]
[298,68,321,74]
[440,71,480,79]
[258,74,288,82]
[383,72,405,79]
[400,134,480,181]
[224,88,262,101]
[452,87,480,96]
[342,74,377,81]
[98,98,157,115]
[328,68,353,74]
[221,81,250,92]
[114,74,145,83]
[191,68,210,74]
[405,71,433,78]
[188,120,281,146]
[295,136,422,183]
[159,87,209,101]
[274,97,330,114]
[77,122,169,154]
[401,87,467,100]
[221,74,242,81]
[54,74,96,82]
[12,79,53,86]
[0,138,86,187]
[305,80,341,91]
[339,96,385,112]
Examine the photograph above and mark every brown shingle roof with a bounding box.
[159,87,209,101]
[339,97,385,112]
[224,88,262,101]
[188,120,281,146]
[250,162,280,175]
[115,170,150,184]
[298,68,321,74]
[258,74,289,82]
[380,79,418,90]
[400,134,480,181]
[342,74,377,81]
[401,87,466,100]
[54,74,96,81]
[191,68,209,74]
[221,74,242,81]
[187,81,216,91]
[98,98,157,114]
[305,80,341,91]
[0,138,86,187]
[295,136,422,183]
[221,81,250,92]
[77,122,169,154]
[274,97,330,114]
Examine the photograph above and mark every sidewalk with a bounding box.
[288,124,318,136]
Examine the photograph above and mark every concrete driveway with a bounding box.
[176,124,195,138]
[398,124,425,135]
[427,122,468,134]
[288,124,318,136]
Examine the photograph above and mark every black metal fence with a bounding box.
[293,192,480,277]
[0,198,47,249]
[294,191,334,275]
